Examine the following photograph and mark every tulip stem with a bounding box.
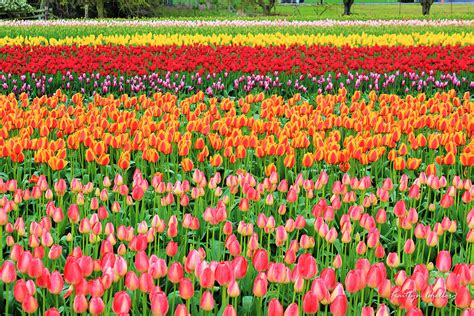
[70,223,74,254]
[142,291,147,313]
[172,284,177,314]
[353,293,358,315]
[0,225,3,261]
[222,288,227,307]
[5,283,9,316]
[70,293,74,315]
[427,247,432,265]
[135,201,139,228]
[256,297,263,316]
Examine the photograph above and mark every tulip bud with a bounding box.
[151,292,169,316]
[112,291,131,314]
[200,291,215,312]
[436,250,452,273]
[303,291,319,314]
[268,299,284,316]
[73,294,88,314]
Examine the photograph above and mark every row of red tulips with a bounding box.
[0,45,472,75]
[0,166,473,314]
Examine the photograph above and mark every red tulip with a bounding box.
[215,261,233,286]
[151,292,169,316]
[17,250,32,274]
[125,271,139,291]
[200,290,215,312]
[232,256,248,279]
[1,260,17,283]
[112,291,132,314]
[67,204,80,223]
[386,252,400,268]
[406,308,423,316]
[252,249,269,272]
[89,297,105,315]
[297,253,318,280]
[268,299,284,316]
[22,295,38,314]
[446,272,460,292]
[440,193,454,208]
[185,249,201,273]
[345,269,364,293]
[361,306,375,316]
[48,245,62,260]
[432,288,448,308]
[311,278,330,304]
[284,303,299,316]
[267,262,290,284]
[135,251,149,273]
[132,186,145,201]
[330,294,348,316]
[139,272,154,293]
[28,257,44,279]
[179,277,194,300]
[223,305,237,316]
[45,308,61,316]
[227,280,241,297]
[253,274,268,297]
[376,304,390,316]
[168,262,184,284]
[393,200,406,218]
[48,271,64,294]
[64,257,83,285]
[74,294,89,313]
[302,291,319,314]
[166,241,178,257]
[174,304,190,316]
[404,239,416,255]
[199,266,215,289]
[333,254,342,269]
[455,286,471,308]
[436,250,452,272]
[14,279,29,303]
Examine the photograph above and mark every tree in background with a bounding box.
[250,0,276,15]
[420,0,433,15]
[84,0,150,17]
[343,0,354,15]
[0,0,33,16]
[31,0,153,18]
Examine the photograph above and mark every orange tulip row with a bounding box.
[0,90,472,177]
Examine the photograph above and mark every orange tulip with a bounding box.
[426,164,437,176]
[284,155,295,169]
[96,154,110,166]
[117,152,130,170]
[302,153,314,168]
[181,158,194,172]
[393,157,406,171]
[407,158,421,170]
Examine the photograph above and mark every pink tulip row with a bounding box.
[0,19,472,28]
[0,167,473,315]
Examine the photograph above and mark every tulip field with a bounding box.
[0,19,473,316]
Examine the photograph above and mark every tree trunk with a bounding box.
[44,0,49,20]
[421,0,432,15]
[96,0,105,18]
[343,0,353,15]
[263,4,271,15]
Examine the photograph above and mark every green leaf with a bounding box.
[209,239,224,261]
[242,296,254,314]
